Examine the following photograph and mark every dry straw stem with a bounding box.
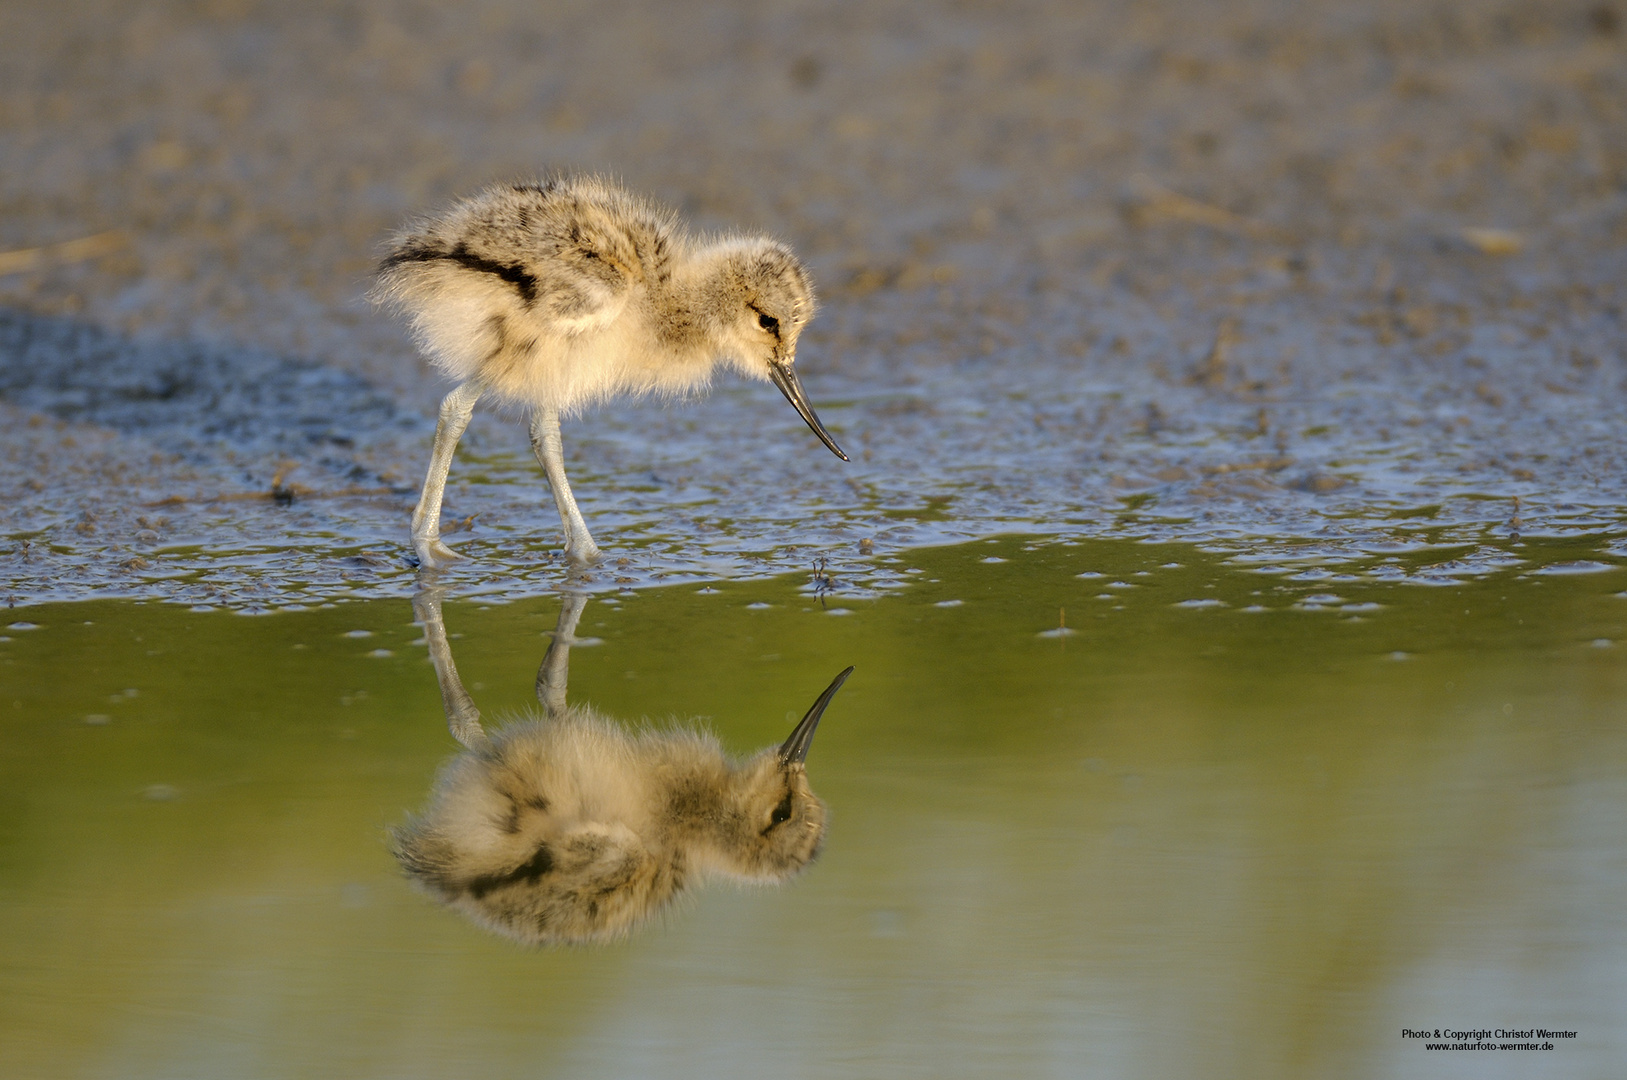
[1123,175,1290,242]
[148,464,405,507]
[0,231,128,275]
[144,461,410,507]
[1458,226,1524,256]
[147,486,403,507]
[1188,317,1241,389]
[1200,456,1295,476]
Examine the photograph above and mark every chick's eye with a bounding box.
[769,793,793,827]
[757,312,779,334]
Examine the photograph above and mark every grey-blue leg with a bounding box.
[529,409,602,566]
[412,382,481,569]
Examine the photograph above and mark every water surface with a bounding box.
[4,535,1624,1077]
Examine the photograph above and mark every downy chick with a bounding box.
[373,175,847,569]
[394,588,851,945]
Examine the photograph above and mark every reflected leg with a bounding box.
[536,592,588,719]
[529,409,602,565]
[412,382,481,570]
[411,586,487,749]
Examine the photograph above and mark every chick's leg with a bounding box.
[530,409,602,566]
[411,586,486,749]
[412,382,481,569]
[537,592,589,718]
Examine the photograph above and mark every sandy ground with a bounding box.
[1,0,1624,606]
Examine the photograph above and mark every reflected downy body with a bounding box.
[394,589,852,945]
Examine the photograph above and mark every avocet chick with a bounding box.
[374,175,848,570]
[396,588,852,945]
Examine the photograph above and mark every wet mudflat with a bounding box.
[2,0,1626,604]
[4,536,1626,1078]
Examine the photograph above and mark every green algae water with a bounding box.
[4,535,1627,1078]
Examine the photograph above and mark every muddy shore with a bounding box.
[2,0,1623,606]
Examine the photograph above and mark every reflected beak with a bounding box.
[769,362,849,461]
[779,666,855,765]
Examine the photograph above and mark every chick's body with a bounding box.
[380,179,726,413]
[373,175,843,569]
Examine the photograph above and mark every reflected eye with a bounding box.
[768,792,793,828]
[757,312,779,334]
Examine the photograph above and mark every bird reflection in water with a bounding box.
[394,588,853,945]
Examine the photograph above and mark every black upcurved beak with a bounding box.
[770,362,849,462]
[779,666,854,765]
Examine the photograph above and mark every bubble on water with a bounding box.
[1174,599,1227,609]
[7,622,40,630]
[344,629,372,638]
[869,910,906,939]
[934,599,964,607]
[368,648,394,658]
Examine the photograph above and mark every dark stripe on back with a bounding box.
[383,243,538,304]
[464,843,555,899]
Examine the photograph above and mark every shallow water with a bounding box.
[5,535,1625,1078]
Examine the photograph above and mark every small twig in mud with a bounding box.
[1510,495,1522,539]
[147,485,406,508]
[1122,176,1289,241]
[1201,456,1295,476]
[0,230,128,276]
[1459,227,1523,256]
[441,513,480,535]
[810,556,834,606]
[1188,318,1239,389]
[270,461,301,506]
[1038,606,1078,639]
